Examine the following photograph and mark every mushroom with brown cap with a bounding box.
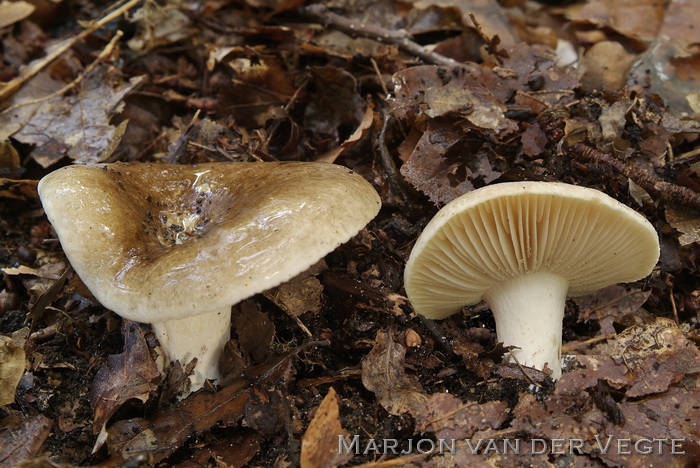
[404,181,659,379]
[38,162,381,392]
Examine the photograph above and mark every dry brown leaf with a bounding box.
[416,393,508,440]
[391,65,516,134]
[0,414,52,466]
[127,0,192,52]
[612,318,700,397]
[0,334,25,407]
[0,178,38,200]
[665,205,700,246]
[317,104,376,163]
[400,121,501,205]
[91,321,160,452]
[413,0,518,46]
[106,351,295,463]
[575,284,651,335]
[580,41,637,93]
[0,68,143,167]
[658,0,700,42]
[300,387,353,468]
[0,1,34,29]
[629,38,700,119]
[562,0,665,40]
[361,328,428,417]
[232,300,275,364]
[263,261,326,317]
[598,386,700,466]
[176,430,261,468]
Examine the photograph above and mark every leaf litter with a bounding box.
[0,0,699,466]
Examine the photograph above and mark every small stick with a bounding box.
[567,143,700,211]
[301,4,463,67]
[0,0,141,103]
[507,349,542,387]
[561,333,616,352]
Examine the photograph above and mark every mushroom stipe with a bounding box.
[38,162,381,394]
[404,181,660,379]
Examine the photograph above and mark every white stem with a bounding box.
[483,272,569,379]
[151,307,231,393]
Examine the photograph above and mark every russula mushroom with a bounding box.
[404,181,659,379]
[38,162,381,392]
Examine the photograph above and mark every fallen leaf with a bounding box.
[0,334,25,406]
[400,120,502,205]
[599,386,700,467]
[300,387,354,468]
[575,284,652,335]
[175,430,262,468]
[317,104,376,163]
[0,68,143,167]
[665,205,700,246]
[612,318,700,397]
[0,178,38,200]
[579,41,637,93]
[416,393,508,440]
[0,414,52,466]
[232,300,275,364]
[391,65,516,134]
[362,328,428,417]
[629,38,700,119]
[0,1,34,29]
[658,0,699,42]
[127,0,193,52]
[561,0,665,40]
[90,321,160,452]
[105,348,296,463]
[263,261,326,317]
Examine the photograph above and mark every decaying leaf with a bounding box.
[399,120,502,205]
[0,178,38,200]
[416,393,508,440]
[232,300,275,364]
[0,414,52,467]
[665,205,700,246]
[629,38,700,119]
[362,328,428,417]
[0,1,34,30]
[576,284,652,334]
[127,0,193,52]
[612,317,700,397]
[263,260,326,318]
[560,0,665,40]
[0,334,26,407]
[391,65,516,134]
[300,387,353,468]
[91,321,160,452]
[105,351,295,464]
[186,430,262,468]
[0,68,143,167]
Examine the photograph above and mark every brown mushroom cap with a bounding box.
[38,162,381,323]
[405,181,659,320]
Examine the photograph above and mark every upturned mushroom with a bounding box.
[38,162,381,392]
[404,181,659,379]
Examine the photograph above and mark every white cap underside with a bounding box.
[404,182,660,319]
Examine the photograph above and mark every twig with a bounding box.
[506,349,542,387]
[0,0,141,103]
[301,4,462,67]
[561,333,616,352]
[0,30,124,117]
[566,143,700,211]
